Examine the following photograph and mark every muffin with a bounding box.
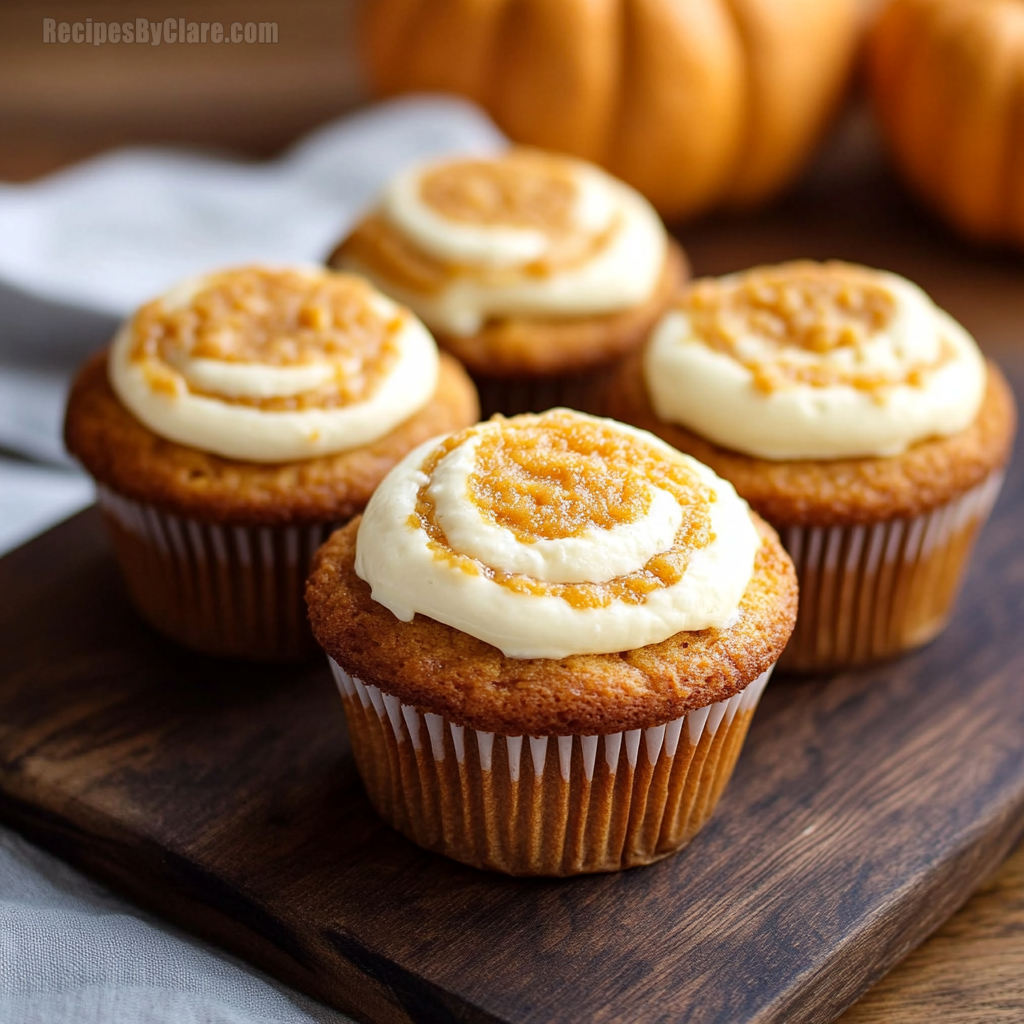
[65,265,479,660]
[607,261,1016,671]
[328,148,688,418]
[307,409,797,875]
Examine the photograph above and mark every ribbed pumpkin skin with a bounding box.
[868,0,1024,248]
[363,0,858,220]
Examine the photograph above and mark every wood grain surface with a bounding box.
[2,419,1024,1024]
[1,344,1023,1024]
[840,840,1024,1023]
[1,121,1024,1023]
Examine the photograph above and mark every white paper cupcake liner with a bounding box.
[98,486,337,659]
[330,658,774,875]
[779,469,1004,671]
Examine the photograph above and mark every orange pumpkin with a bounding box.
[363,0,859,220]
[868,0,1024,247]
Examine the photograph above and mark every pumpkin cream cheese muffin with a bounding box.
[607,260,1016,671]
[65,265,478,660]
[328,148,688,417]
[307,409,797,875]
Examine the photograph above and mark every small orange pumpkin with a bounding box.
[363,0,859,221]
[868,0,1024,247]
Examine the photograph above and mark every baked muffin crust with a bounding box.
[65,350,479,526]
[607,354,1016,527]
[306,514,797,736]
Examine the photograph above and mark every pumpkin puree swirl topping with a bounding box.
[419,153,579,233]
[130,267,403,411]
[354,409,759,658]
[411,411,715,611]
[643,260,988,461]
[109,265,441,463]
[681,262,955,396]
[331,150,669,338]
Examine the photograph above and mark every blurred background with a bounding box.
[0,0,365,180]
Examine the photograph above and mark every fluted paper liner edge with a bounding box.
[780,470,1004,671]
[98,486,337,660]
[331,658,773,876]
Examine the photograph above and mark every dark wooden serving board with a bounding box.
[2,145,1024,1024]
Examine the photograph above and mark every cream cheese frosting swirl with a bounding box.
[109,266,439,462]
[643,261,987,461]
[339,149,668,336]
[354,409,760,659]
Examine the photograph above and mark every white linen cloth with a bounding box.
[0,830,351,1024]
[0,95,505,1023]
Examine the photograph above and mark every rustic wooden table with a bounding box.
[1,109,1022,1021]
[841,843,1024,1022]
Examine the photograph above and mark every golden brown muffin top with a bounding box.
[64,350,479,526]
[606,355,1016,527]
[306,514,798,736]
